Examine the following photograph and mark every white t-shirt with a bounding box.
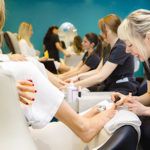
[0,60,64,128]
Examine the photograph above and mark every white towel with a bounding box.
[92,108,141,150]
[92,100,141,140]
[95,100,141,140]
[80,100,141,150]
[90,101,141,150]
[104,109,141,141]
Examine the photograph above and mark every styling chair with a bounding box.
[30,121,83,150]
[0,68,37,150]
[3,31,22,54]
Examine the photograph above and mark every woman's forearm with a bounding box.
[75,73,104,88]
[138,92,150,106]
[142,106,150,116]
[76,62,116,88]
[60,68,79,80]
[79,69,98,80]
[78,59,103,80]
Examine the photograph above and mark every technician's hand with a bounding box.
[111,92,126,106]
[124,96,148,116]
[65,76,79,83]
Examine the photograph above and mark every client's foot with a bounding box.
[83,106,100,118]
[77,104,116,143]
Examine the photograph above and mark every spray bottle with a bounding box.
[66,81,78,102]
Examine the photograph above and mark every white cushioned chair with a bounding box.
[0,68,37,150]
[30,121,85,150]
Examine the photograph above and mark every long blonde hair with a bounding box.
[18,22,33,47]
[118,9,150,61]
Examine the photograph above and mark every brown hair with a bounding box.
[99,14,121,35]
[73,35,84,54]
[85,32,102,58]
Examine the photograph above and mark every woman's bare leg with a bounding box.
[55,101,115,142]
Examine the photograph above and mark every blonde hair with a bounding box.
[118,9,150,61]
[0,0,5,31]
[0,0,5,46]
[18,22,33,47]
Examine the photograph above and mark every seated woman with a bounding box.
[71,14,138,95]
[59,32,102,80]
[0,0,115,143]
[17,22,40,57]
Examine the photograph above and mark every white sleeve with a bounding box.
[0,61,64,128]
[19,39,29,56]
[19,39,37,57]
